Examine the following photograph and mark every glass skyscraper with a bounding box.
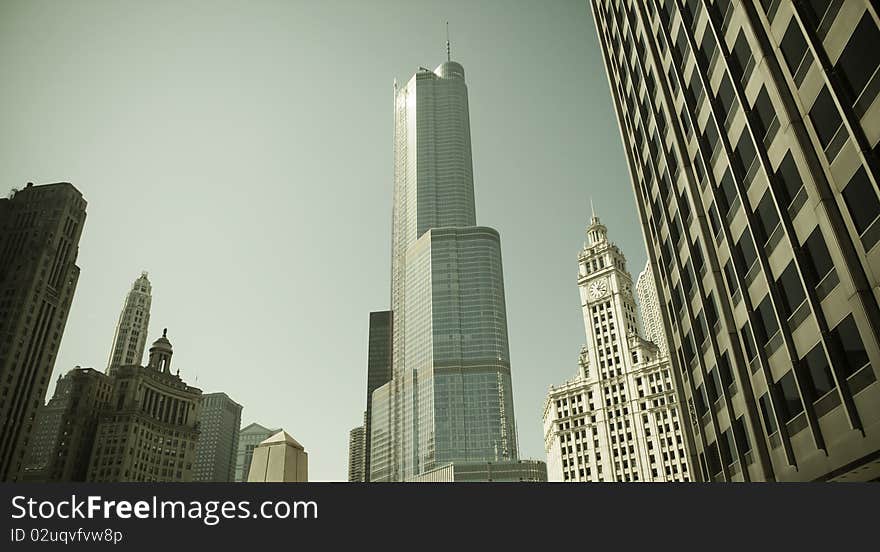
[369,57,519,481]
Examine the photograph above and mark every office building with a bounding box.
[590,0,880,480]
[363,310,392,482]
[544,217,692,482]
[193,392,243,482]
[246,430,308,483]
[236,422,279,482]
[87,329,202,482]
[368,48,520,481]
[106,272,152,374]
[348,423,366,482]
[637,260,669,356]
[20,367,113,482]
[0,182,87,481]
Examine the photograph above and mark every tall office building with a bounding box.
[87,330,202,482]
[348,423,366,482]
[637,260,669,356]
[193,392,243,482]
[246,431,308,483]
[20,367,113,482]
[543,217,692,482]
[369,51,519,481]
[106,272,152,374]
[0,182,86,481]
[590,0,880,480]
[363,310,392,481]
[235,422,280,482]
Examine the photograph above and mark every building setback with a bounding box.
[544,217,692,482]
[235,422,280,482]
[406,460,548,482]
[0,182,87,481]
[590,0,880,480]
[87,330,201,482]
[193,392,243,482]
[20,367,113,482]
[106,272,152,374]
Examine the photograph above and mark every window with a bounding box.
[734,228,758,274]
[841,167,880,235]
[699,28,717,69]
[829,315,870,379]
[718,170,738,214]
[724,260,739,295]
[752,86,777,141]
[800,343,835,399]
[776,370,804,423]
[801,227,834,284]
[835,13,880,104]
[775,152,804,208]
[759,392,777,434]
[776,262,806,318]
[779,22,809,78]
[809,87,843,149]
[755,295,779,346]
[754,190,780,244]
[719,352,734,387]
[716,74,737,121]
[730,31,754,82]
[695,384,708,416]
[733,415,751,454]
[707,366,721,403]
[733,129,757,179]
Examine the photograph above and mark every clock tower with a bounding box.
[543,214,693,482]
[577,215,640,379]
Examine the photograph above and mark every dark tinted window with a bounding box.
[842,167,880,234]
[775,152,804,206]
[759,393,777,434]
[800,343,835,398]
[780,22,808,75]
[776,262,806,317]
[719,351,734,387]
[755,294,779,345]
[733,415,751,453]
[724,260,739,295]
[754,190,780,243]
[734,228,757,273]
[752,86,777,139]
[801,227,833,283]
[776,370,804,422]
[733,130,757,177]
[716,74,737,120]
[730,31,753,81]
[835,13,880,103]
[829,315,870,378]
[809,87,843,148]
[718,170,737,213]
[741,322,757,361]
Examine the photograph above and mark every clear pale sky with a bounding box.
[0,0,647,481]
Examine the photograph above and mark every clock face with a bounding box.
[588,278,608,300]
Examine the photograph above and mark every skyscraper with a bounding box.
[87,330,202,482]
[590,0,880,480]
[348,424,366,482]
[369,52,519,481]
[20,367,113,482]
[637,261,669,356]
[235,422,280,482]
[363,310,392,481]
[0,182,87,481]
[193,392,243,482]
[543,217,692,482]
[106,272,152,374]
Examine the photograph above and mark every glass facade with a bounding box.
[371,59,519,481]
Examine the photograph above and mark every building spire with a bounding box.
[446,21,451,61]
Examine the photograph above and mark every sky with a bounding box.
[0,0,647,481]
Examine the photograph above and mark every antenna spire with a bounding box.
[591,197,596,220]
[446,21,451,61]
